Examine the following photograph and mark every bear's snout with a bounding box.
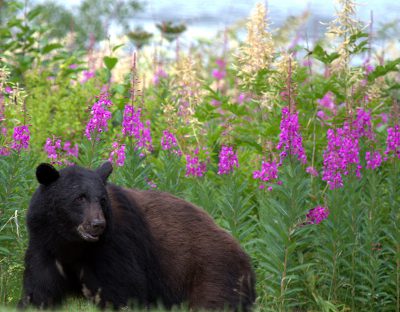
[90,219,106,234]
[77,205,106,242]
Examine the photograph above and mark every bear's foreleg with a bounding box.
[18,248,68,309]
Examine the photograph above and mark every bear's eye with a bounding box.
[75,194,86,203]
[100,198,107,206]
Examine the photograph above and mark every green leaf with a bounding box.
[368,58,400,82]
[27,7,42,21]
[103,56,118,71]
[112,43,125,52]
[42,43,63,54]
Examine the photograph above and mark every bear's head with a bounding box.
[33,162,113,243]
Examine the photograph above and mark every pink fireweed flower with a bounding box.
[161,130,178,150]
[212,58,226,81]
[109,142,126,167]
[153,68,168,85]
[11,125,30,151]
[276,107,307,164]
[354,108,374,140]
[306,166,319,177]
[253,160,279,190]
[185,154,207,177]
[85,94,112,141]
[385,125,400,159]
[218,145,239,175]
[306,206,330,224]
[44,138,79,162]
[1,127,7,137]
[122,105,153,152]
[63,141,79,158]
[317,92,336,113]
[0,147,10,156]
[69,64,78,69]
[44,138,61,159]
[322,124,361,190]
[212,69,226,80]
[4,86,12,94]
[365,151,382,169]
[146,178,157,189]
[81,70,95,83]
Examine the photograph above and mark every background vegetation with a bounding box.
[0,0,399,311]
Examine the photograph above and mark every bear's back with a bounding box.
[119,188,255,309]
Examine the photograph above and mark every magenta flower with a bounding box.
[11,125,30,151]
[365,151,382,169]
[306,206,330,224]
[1,127,6,137]
[218,145,239,175]
[317,92,336,113]
[0,147,10,156]
[253,160,279,190]
[152,68,168,85]
[109,142,126,167]
[85,94,112,141]
[354,108,374,140]
[69,64,78,69]
[81,70,95,83]
[161,130,179,151]
[212,58,226,81]
[385,125,400,159]
[276,107,307,165]
[185,153,207,177]
[63,141,79,158]
[44,138,61,159]
[306,166,319,177]
[44,137,79,162]
[4,86,12,94]
[322,123,361,189]
[122,105,152,152]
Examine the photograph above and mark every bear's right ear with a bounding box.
[36,163,60,186]
[96,161,113,183]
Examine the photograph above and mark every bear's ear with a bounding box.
[96,161,113,183]
[36,163,60,186]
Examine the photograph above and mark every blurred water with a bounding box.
[133,0,399,38]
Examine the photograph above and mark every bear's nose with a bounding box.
[91,219,106,232]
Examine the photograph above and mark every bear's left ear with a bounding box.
[96,161,113,183]
[36,163,60,186]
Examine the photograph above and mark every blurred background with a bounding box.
[2,0,399,49]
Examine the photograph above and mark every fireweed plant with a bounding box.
[1,1,400,311]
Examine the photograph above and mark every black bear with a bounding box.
[19,162,256,311]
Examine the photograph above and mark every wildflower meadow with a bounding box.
[0,0,400,311]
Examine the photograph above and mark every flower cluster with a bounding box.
[185,151,207,177]
[152,68,168,85]
[253,160,280,190]
[161,130,178,151]
[276,107,307,164]
[322,123,361,189]
[365,151,382,169]
[306,166,319,177]
[317,92,336,112]
[306,206,330,224]
[44,137,79,164]
[385,125,400,159]
[122,105,153,152]
[354,108,374,140]
[81,70,95,83]
[218,145,239,175]
[109,142,126,167]
[10,125,30,151]
[212,59,226,81]
[85,94,112,140]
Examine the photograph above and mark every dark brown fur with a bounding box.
[110,188,256,311]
